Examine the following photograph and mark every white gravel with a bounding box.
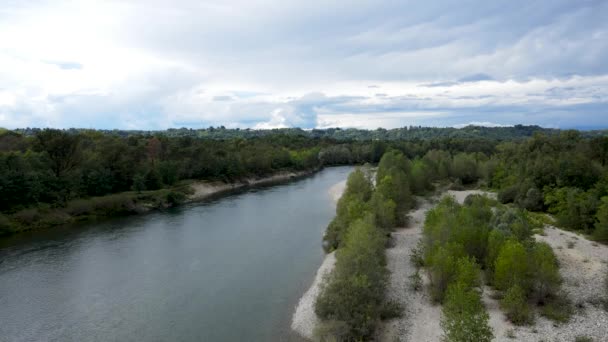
[291,252,336,340]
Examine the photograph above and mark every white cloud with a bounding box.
[0,0,607,129]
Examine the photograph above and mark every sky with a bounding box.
[0,0,607,130]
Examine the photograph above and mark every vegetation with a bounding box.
[316,150,416,340]
[491,132,608,240]
[421,192,569,338]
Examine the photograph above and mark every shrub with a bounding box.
[485,229,507,283]
[314,320,349,342]
[593,196,608,241]
[370,192,396,230]
[0,213,14,235]
[409,270,423,292]
[530,242,561,303]
[441,281,493,342]
[65,199,94,216]
[501,285,533,325]
[494,240,529,292]
[540,294,573,323]
[166,190,186,206]
[426,243,466,302]
[13,208,41,225]
[498,185,518,204]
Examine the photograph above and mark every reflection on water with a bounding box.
[0,166,352,342]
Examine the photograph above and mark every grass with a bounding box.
[575,336,593,342]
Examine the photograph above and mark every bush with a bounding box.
[441,281,493,342]
[593,196,608,241]
[0,213,14,235]
[485,229,507,283]
[409,270,423,292]
[166,190,186,206]
[13,208,41,225]
[498,185,518,204]
[501,285,533,325]
[494,240,529,291]
[426,243,466,302]
[540,294,573,323]
[314,320,349,342]
[530,242,561,303]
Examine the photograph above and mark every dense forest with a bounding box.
[1,126,608,240]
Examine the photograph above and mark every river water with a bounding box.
[0,166,352,342]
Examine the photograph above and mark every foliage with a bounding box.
[540,293,573,323]
[441,281,493,342]
[501,285,533,325]
[530,242,561,303]
[593,197,608,241]
[315,215,387,340]
[494,240,529,292]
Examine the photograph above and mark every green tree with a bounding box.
[501,284,533,325]
[530,242,561,303]
[441,281,493,342]
[494,240,529,292]
[593,196,608,241]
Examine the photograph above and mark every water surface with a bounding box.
[0,166,352,342]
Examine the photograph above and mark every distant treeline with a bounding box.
[10,124,608,141]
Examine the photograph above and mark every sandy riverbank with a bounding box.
[188,170,316,202]
[290,179,346,340]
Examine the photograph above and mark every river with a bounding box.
[0,166,352,342]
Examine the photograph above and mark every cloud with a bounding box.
[0,0,607,129]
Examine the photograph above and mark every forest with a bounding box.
[1,126,608,240]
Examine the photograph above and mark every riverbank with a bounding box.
[187,169,318,202]
[290,179,346,340]
[0,168,320,237]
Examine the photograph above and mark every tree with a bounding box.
[494,240,529,292]
[34,129,82,178]
[594,197,608,241]
[530,242,561,303]
[441,281,493,342]
[501,284,533,325]
[132,173,146,193]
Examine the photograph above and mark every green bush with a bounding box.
[530,242,561,303]
[426,243,466,302]
[166,190,186,206]
[593,196,608,241]
[485,229,507,283]
[539,293,573,323]
[501,285,533,325]
[441,281,493,342]
[494,240,529,292]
